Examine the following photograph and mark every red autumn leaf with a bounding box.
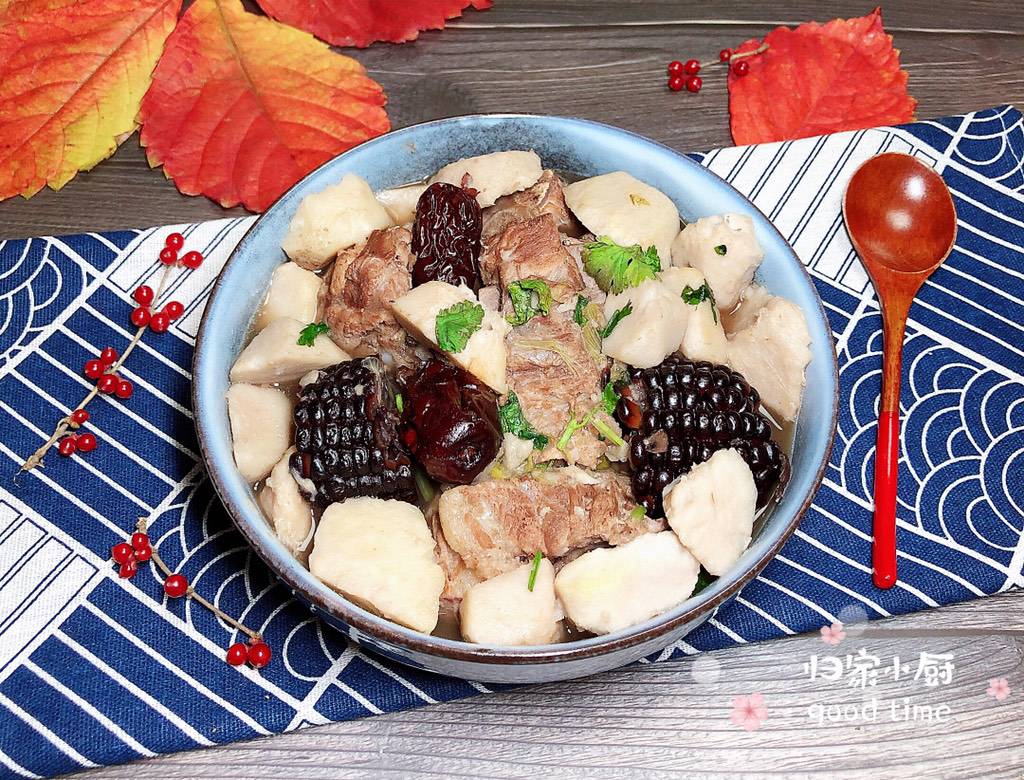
[0,0,181,200]
[253,0,493,48]
[139,0,390,212]
[728,8,916,145]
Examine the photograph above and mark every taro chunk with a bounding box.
[229,317,349,385]
[227,383,293,483]
[258,447,314,558]
[391,281,510,394]
[281,174,392,270]
[664,448,757,576]
[376,182,428,225]
[601,278,689,369]
[564,172,680,263]
[659,266,728,364]
[430,150,543,208]
[727,296,811,422]
[671,213,764,311]
[253,262,324,333]
[459,558,560,646]
[309,497,445,634]
[554,531,699,635]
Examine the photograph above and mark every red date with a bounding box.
[400,359,499,484]
[412,182,482,290]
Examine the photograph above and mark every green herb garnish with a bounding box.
[583,236,661,294]
[556,384,625,451]
[693,567,716,595]
[296,321,329,346]
[573,294,590,327]
[714,244,728,256]
[395,392,404,413]
[599,381,619,415]
[527,550,543,592]
[498,392,548,450]
[630,505,647,522]
[435,300,484,353]
[681,282,718,324]
[506,279,553,326]
[600,302,633,338]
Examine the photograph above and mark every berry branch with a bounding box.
[18,233,200,472]
[666,42,770,93]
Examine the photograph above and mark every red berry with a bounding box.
[111,542,135,564]
[134,545,152,562]
[733,60,750,77]
[58,436,77,456]
[248,642,272,669]
[668,75,685,92]
[226,643,248,666]
[76,432,97,452]
[165,232,184,251]
[164,573,189,598]
[115,379,133,399]
[118,559,138,579]
[683,59,700,76]
[150,312,170,333]
[133,285,154,306]
[84,359,104,379]
[181,251,203,270]
[131,306,151,327]
[164,301,184,320]
[159,247,177,265]
[685,76,702,93]
[667,60,683,76]
[98,374,119,394]
[132,532,150,550]
[719,48,732,62]
[71,408,89,425]
[100,347,118,366]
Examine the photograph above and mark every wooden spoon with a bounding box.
[842,153,957,589]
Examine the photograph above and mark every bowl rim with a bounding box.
[193,112,840,668]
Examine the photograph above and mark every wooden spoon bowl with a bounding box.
[843,152,957,589]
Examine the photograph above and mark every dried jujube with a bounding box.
[411,182,483,290]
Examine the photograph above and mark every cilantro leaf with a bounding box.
[600,381,619,415]
[527,550,543,592]
[714,244,728,256]
[573,294,590,327]
[506,279,553,326]
[630,505,647,522]
[681,282,718,324]
[498,392,548,449]
[583,236,661,294]
[297,321,330,346]
[436,300,484,353]
[600,301,633,338]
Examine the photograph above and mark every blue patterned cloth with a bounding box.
[1,106,1022,778]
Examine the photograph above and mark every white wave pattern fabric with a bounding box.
[0,106,1022,778]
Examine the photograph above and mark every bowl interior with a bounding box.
[194,114,839,678]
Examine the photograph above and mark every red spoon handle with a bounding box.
[872,410,900,588]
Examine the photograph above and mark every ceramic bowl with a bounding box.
[193,114,839,684]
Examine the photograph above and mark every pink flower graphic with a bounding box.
[730,693,768,731]
[820,621,846,645]
[987,678,1010,701]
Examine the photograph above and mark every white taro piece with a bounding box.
[226,383,293,483]
[281,173,393,270]
[459,558,561,646]
[600,278,690,369]
[663,448,757,576]
[309,497,445,634]
[253,262,324,333]
[659,266,729,364]
[430,150,543,208]
[670,213,765,311]
[554,531,700,635]
[258,447,314,557]
[229,317,349,385]
[564,171,681,263]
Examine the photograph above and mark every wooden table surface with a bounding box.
[5,2,1022,778]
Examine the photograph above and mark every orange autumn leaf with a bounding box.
[0,0,181,200]
[728,8,916,145]
[253,0,492,48]
[139,0,390,212]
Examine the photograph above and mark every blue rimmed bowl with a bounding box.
[193,114,839,684]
